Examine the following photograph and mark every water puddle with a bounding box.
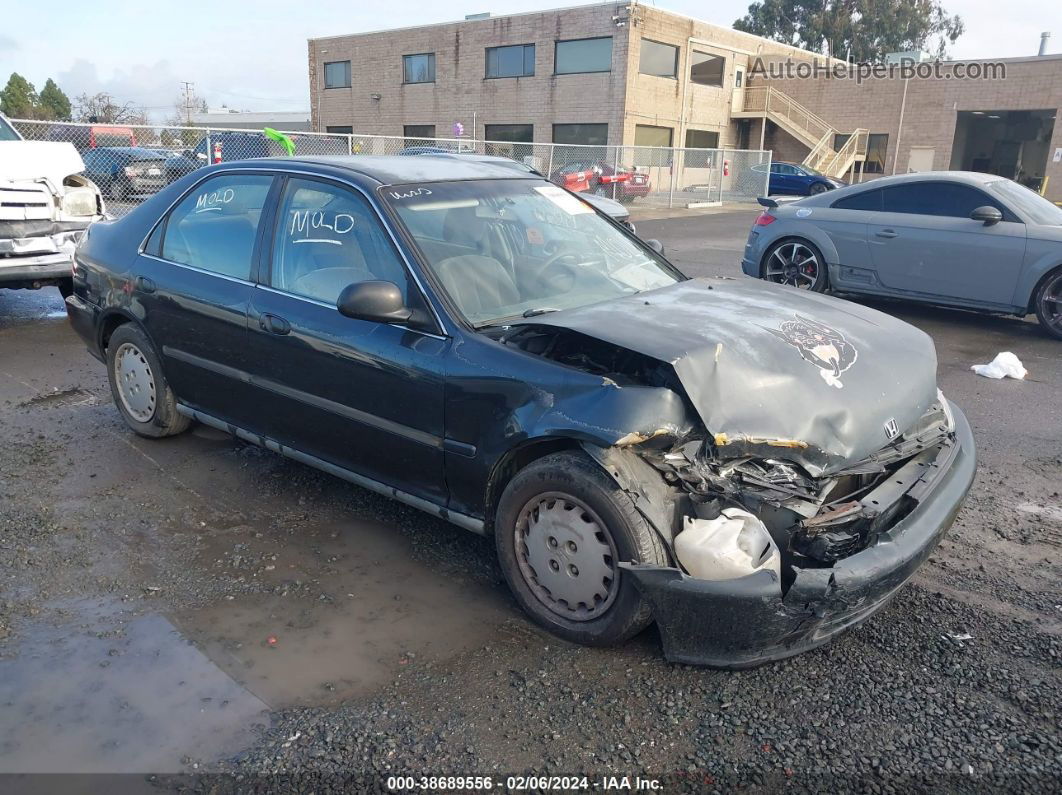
[0,599,267,774]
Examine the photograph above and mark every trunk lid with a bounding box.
[521,278,939,475]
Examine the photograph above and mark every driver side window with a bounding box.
[271,178,410,305]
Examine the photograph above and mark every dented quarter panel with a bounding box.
[517,278,939,475]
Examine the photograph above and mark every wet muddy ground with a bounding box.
[0,209,1059,791]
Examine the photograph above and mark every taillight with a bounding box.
[754,212,776,226]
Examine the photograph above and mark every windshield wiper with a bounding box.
[521,307,559,318]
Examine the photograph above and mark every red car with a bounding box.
[551,160,650,202]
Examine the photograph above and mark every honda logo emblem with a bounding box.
[883,417,900,440]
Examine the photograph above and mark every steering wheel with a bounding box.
[530,250,582,294]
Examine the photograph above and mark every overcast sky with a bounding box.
[0,0,1053,120]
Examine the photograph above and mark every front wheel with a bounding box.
[495,451,667,646]
[809,182,830,195]
[761,239,828,292]
[1033,268,1062,340]
[106,324,191,438]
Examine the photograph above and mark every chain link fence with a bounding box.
[10,119,770,218]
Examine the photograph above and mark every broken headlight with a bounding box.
[61,187,99,218]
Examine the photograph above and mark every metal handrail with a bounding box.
[821,128,869,176]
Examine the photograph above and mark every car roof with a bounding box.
[224,154,544,186]
[91,146,164,156]
[789,170,1010,207]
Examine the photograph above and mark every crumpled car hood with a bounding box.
[0,141,86,187]
[521,278,939,474]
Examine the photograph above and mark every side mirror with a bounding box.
[645,239,665,256]
[337,280,413,324]
[970,205,1002,226]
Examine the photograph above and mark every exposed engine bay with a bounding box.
[500,322,957,590]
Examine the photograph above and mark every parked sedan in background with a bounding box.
[81,147,167,200]
[747,161,846,196]
[66,155,974,667]
[742,171,1062,339]
[550,160,650,202]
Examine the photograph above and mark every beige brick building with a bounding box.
[308,3,1062,201]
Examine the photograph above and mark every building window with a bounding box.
[634,125,673,167]
[486,44,535,78]
[552,123,608,146]
[690,51,725,87]
[684,129,719,167]
[554,37,612,75]
[404,125,436,146]
[485,124,534,160]
[326,125,353,134]
[833,132,889,174]
[639,39,679,78]
[323,61,351,89]
[403,53,436,84]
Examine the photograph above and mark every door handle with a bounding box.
[258,313,291,335]
[135,276,156,293]
[875,229,898,239]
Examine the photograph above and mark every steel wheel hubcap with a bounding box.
[1041,273,1062,331]
[765,242,819,288]
[514,492,618,621]
[114,342,157,422]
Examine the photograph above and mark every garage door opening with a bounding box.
[950,109,1056,193]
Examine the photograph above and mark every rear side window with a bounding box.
[882,181,1013,220]
[161,174,273,280]
[832,188,883,211]
[270,178,411,305]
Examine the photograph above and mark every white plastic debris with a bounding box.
[675,508,781,583]
[971,352,1027,380]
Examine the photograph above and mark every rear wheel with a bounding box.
[1033,268,1062,340]
[495,451,667,646]
[106,324,191,438]
[809,182,830,195]
[762,239,828,292]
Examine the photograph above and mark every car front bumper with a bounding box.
[0,227,87,286]
[624,402,976,669]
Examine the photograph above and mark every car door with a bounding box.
[867,181,1027,303]
[135,171,276,424]
[242,174,449,503]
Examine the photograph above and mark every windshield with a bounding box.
[384,179,683,327]
[987,179,1062,226]
[0,116,21,141]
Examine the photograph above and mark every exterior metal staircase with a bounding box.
[733,86,868,178]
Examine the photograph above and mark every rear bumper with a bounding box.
[625,402,976,668]
[65,292,103,361]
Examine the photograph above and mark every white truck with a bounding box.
[0,113,105,297]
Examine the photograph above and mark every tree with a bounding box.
[734,0,964,62]
[0,73,39,118]
[38,79,72,121]
[72,92,144,124]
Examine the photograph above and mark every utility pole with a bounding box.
[180,81,196,125]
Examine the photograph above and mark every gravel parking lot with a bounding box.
[0,207,1059,792]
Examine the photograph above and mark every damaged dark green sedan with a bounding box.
[67,156,976,667]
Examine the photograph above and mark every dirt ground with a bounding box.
[0,208,1059,792]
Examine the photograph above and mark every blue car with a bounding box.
[750,161,847,196]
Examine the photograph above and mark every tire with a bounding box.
[761,238,829,292]
[105,324,191,438]
[1033,268,1062,340]
[495,451,667,646]
[809,182,830,194]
